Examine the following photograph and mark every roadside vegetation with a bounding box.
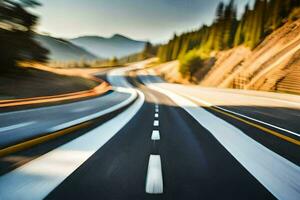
[0,0,99,99]
[157,0,300,79]
[179,50,204,79]
[0,0,48,73]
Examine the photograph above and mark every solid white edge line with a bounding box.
[156,82,300,139]
[151,130,160,140]
[146,83,300,200]
[181,93,300,138]
[0,90,145,200]
[48,87,137,132]
[153,120,159,126]
[145,155,163,194]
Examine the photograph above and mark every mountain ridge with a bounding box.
[35,34,98,61]
[70,34,146,58]
[72,34,141,42]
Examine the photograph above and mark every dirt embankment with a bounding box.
[0,68,99,100]
[153,19,300,95]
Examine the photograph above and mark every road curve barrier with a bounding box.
[0,81,112,108]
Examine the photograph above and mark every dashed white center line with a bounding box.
[154,113,159,118]
[153,120,159,127]
[155,108,159,112]
[151,130,160,140]
[145,155,164,194]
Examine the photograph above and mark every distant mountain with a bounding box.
[70,34,146,58]
[35,35,98,61]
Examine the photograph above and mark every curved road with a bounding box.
[0,91,130,148]
[0,64,299,200]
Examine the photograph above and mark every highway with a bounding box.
[0,63,299,200]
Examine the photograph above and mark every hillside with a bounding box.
[0,67,98,100]
[35,35,98,61]
[153,19,300,95]
[70,34,146,58]
[202,19,300,93]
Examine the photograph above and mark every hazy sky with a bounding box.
[35,0,253,43]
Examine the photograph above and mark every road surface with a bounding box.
[0,64,299,200]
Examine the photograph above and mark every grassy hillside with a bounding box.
[70,34,146,58]
[35,35,98,61]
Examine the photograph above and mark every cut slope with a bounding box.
[204,19,300,94]
[35,35,98,61]
[274,49,300,94]
[233,20,300,91]
[201,46,251,87]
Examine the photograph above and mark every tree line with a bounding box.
[157,0,300,64]
[0,0,48,73]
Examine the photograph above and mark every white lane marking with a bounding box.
[155,108,159,112]
[145,155,163,194]
[151,130,160,140]
[153,120,159,127]
[182,93,300,138]
[47,87,137,133]
[155,104,159,109]
[0,122,36,133]
[142,69,300,133]
[155,113,159,118]
[0,90,145,200]
[156,82,300,138]
[148,84,300,200]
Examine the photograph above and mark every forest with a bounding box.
[157,0,300,77]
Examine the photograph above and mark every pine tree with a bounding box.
[234,20,243,46]
[270,0,283,30]
[156,0,300,65]
[141,41,153,59]
[222,0,237,49]
[171,34,180,60]
[248,0,266,48]
[214,2,225,51]
[0,0,49,72]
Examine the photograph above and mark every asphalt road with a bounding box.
[0,65,299,200]
[0,91,130,148]
[45,81,275,200]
